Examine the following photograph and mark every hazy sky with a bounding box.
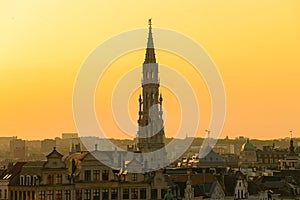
[0,1,300,140]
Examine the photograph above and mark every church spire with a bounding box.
[144,19,156,64]
[289,130,295,154]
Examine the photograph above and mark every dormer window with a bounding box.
[20,175,25,185]
[33,175,38,185]
[26,175,31,185]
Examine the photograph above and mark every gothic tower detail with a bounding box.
[136,19,165,153]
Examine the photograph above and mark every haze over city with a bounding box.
[1,1,300,140]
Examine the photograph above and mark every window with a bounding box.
[20,175,25,185]
[0,189,2,199]
[33,175,38,185]
[111,188,118,200]
[84,170,91,181]
[123,189,129,199]
[140,188,147,199]
[76,190,82,200]
[4,190,7,199]
[93,189,100,200]
[56,190,62,200]
[102,189,109,200]
[84,189,91,200]
[131,189,138,199]
[55,174,62,184]
[93,170,100,181]
[151,189,157,199]
[26,175,31,185]
[65,190,71,200]
[102,170,109,181]
[47,175,54,185]
[39,191,46,200]
[161,189,168,199]
[132,173,137,181]
[47,191,54,200]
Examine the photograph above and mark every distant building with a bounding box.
[41,139,56,155]
[222,154,239,168]
[239,139,257,168]
[279,136,300,170]
[9,139,25,160]
[256,145,286,169]
[170,172,225,199]
[254,175,300,197]
[61,133,78,139]
[198,147,226,170]
[214,144,235,155]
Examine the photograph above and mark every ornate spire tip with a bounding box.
[148,18,152,26]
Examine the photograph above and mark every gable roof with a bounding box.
[20,161,45,175]
[46,147,63,158]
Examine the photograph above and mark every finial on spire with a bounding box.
[148,18,152,26]
[144,18,156,63]
[290,130,293,139]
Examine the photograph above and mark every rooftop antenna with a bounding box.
[205,129,211,138]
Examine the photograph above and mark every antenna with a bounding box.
[205,129,211,139]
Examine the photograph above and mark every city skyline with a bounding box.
[1,1,300,140]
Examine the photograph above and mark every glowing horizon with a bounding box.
[1,1,300,140]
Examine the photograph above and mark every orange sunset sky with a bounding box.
[0,1,300,140]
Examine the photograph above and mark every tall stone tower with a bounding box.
[136,19,166,154]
